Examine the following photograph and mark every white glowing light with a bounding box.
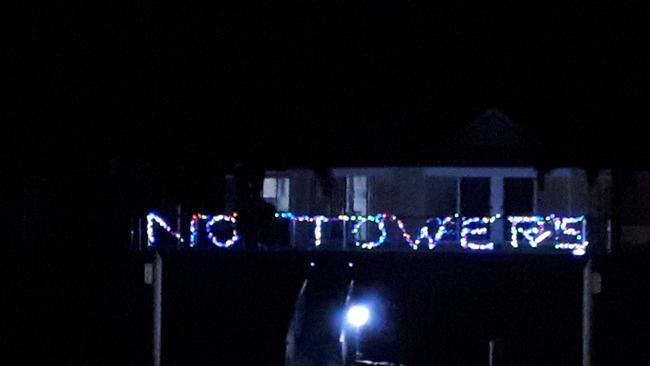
[534,230,552,245]
[347,305,370,328]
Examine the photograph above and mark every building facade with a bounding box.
[254,165,611,253]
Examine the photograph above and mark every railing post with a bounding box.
[138,217,143,251]
[606,219,612,254]
[130,217,135,251]
[582,217,588,251]
[342,219,347,250]
[290,220,296,249]
[176,204,182,250]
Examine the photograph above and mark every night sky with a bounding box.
[10,2,650,171]
[8,2,650,365]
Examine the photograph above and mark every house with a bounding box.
[145,110,621,254]
[252,110,612,254]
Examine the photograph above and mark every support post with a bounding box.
[489,338,502,366]
[340,280,354,365]
[583,259,593,366]
[490,176,504,245]
[153,251,163,366]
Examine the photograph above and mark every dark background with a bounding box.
[7,1,650,364]
[9,1,650,169]
[161,252,584,365]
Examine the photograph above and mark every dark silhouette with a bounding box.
[234,160,266,250]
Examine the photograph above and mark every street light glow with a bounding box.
[347,305,370,328]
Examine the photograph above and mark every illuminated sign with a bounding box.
[146,212,588,255]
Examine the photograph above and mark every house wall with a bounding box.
[537,168,611,218]
[539,176,570,215]
[368,168,428,217]
[262,167,610,219]
[253,166,614,251]
[287,169,314,214]
[619,172,650,251]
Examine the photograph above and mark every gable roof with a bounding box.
[442,109,542,166]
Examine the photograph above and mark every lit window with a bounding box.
[346,176,368,215]
[262,177,290,211]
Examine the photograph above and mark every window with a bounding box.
[263,177,290,211]
[504,178,535,215]
[460,177,491,216]
[346,176,368,215]
[426,176,458,217]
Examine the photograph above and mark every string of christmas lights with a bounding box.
[275,212,503,251]
[190,213,240,248]
[507,215,549,248]
[554,216,588,256]
[507,215,588,255]
[313,216,328,246]
[432,215,459,248]
[206,214,239,248]
[351,214,388,249]
[393,215,426,250]
[459,215,500,251]
[146,212,182,247]
[395,215,459,250]
[147,211,588,255]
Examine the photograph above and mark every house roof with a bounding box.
[228,109,601,172]
[262,109,545,169]
[452,109,530,147]
[440,109,543,166]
